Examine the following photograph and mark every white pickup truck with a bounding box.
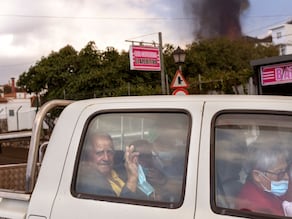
[0,95,292,219]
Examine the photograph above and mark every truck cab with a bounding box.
[1,95,292,219]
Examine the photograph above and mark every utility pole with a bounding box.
[159,32,166,94]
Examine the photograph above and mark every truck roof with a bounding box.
[68,94,292,106]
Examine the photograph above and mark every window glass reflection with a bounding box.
[75,112,189,208]
[215,113,292,217]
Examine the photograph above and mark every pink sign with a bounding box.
[261,62,292,86]
[129,45,161,71]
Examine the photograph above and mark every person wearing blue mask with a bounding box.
[236,138,289,216]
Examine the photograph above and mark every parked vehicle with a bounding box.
[0,95,292,219]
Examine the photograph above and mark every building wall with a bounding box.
[0,99,36,132]
[271,24,292,55]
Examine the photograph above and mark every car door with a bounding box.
[196,97,292,219]
[50,97,204,219]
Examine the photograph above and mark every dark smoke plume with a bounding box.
[185,0,250,39]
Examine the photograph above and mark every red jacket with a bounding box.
[236,180,285,216]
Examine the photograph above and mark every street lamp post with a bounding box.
[173,46,186,71]
[171,46,189,95]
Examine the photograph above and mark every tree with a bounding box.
[17,37,279,101]
[182,37,278,94]
[18,41,164,101]
[17,45,78,101]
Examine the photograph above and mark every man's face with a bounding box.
[91,136,114,176]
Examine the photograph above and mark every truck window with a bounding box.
[73,111,190,208]
[213,111,292,218]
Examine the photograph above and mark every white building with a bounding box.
[0,78,37,132]
[0,99,36,132]
[270,22,292,55]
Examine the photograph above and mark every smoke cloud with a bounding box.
[185,0,250,39]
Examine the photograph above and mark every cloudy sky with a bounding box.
[0,0,291,85]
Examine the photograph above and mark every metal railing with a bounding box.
[25,99,73,193]
[0,131,32,143]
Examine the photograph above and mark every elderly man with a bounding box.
[235,138,289,216]
[76,132,139,198]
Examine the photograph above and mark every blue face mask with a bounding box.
[269,180,289,197]
[260,172,289,196]
[137,164,155,196]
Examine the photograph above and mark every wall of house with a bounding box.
[0,99,36,132]
[272,24,292,55]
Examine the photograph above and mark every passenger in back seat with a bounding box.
[235,138,289,216]
[151,136,185,202]
[76,132,144,198]
[130,139,167,200]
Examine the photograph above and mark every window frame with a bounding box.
[210,109,292,219]
[71,108,192,209]
[8,109,14,117]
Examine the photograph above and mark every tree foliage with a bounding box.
[181,37,278,93]
[18,41,162,102]
[17,37,279,102]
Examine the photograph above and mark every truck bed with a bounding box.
[0,163,27,191]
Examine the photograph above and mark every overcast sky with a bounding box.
[0,0,291,85]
